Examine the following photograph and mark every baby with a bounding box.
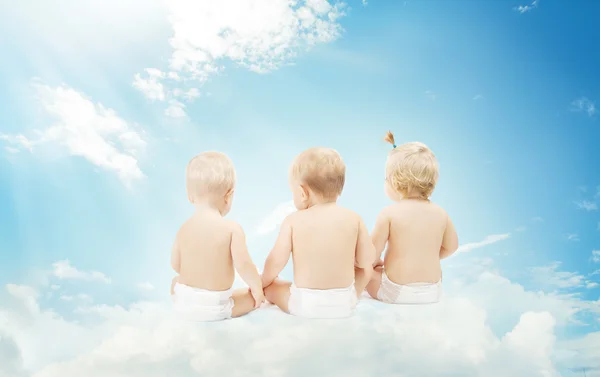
[170,151,265,321]
[261,147,375,319]
[365,131,459,304]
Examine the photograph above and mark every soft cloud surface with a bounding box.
[1,263,599,377]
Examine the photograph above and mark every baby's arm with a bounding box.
[230,222,264,306]
[355,218,376,270]
[171,235,181,274]
[439,215,458,259]
[371,209,391,266]
[261,216,293,288]
[354,218,376,293]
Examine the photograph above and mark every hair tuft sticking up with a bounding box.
[384,131,396,147]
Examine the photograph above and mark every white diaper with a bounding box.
[288,283,357,319]
[172,282,234,322]
[377,271,442,304]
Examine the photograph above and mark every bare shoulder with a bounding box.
[334,205,365,224]
[428,201,449,218]
[224,219,245,236]
[281,210,300,228]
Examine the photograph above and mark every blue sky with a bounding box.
[0,0,599,376]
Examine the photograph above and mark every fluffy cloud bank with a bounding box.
[1,260,599,377]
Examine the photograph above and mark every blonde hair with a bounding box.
[384,131,439,199]
[186,151,236,200]
[291,147,346,199]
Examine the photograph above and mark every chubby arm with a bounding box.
[355,218,376,269]
[371,209,391,264]
[262,216,293,288]
[170,235,181,274]
[230,222,262,293]
[440,215,458,259]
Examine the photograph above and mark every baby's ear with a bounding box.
[300,184,310,200]
[225,188,234,201]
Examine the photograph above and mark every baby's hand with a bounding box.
[250,287,266,308]
[373,259,384,268]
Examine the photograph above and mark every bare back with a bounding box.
[290,204,359,289]
[384,201,448,284]
[176,211,234,291]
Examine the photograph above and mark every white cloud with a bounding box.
[424,90,436,100]
[566,233,580,242]
[134,0,346,115]
[52,260,111,284]
[591,250,600,263]
[255,200,296,235]
[132,68,167,101]
[570,97,596,117]
[0,331,27,377]
[4,258,600,377]
[586,282,599,289]
[6,284,39,314]
[60,294,92,302]
[137,282,155,291]
[164,100,187,118]
[575,200,597,211]
[530,262,586,289]
[0,81,146,184]
[362,0,368,6]
[456,233,511,253]
[514,0,538,14]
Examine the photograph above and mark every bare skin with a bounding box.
[366,198,458,299]
[262,201,375,313]
[171,203,265,317]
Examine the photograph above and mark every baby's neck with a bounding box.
[307,197,337,208]
[193,201,223,216]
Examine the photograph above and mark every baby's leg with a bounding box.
[170,276,178,295]
[264,278,292,314]
[365,267,383,300]
[231,288,258,318]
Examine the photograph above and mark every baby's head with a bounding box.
[384,131,439,201]
[186,151,236,215]
[289,147,346,210]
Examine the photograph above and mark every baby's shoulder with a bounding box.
[331,205,363,223]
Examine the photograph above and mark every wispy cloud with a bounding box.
[456,233,511,253]
[473,94,483,100]
[514,0,538,14]
[424,90,436,101]
[0,81,146,185]
[137,282,155,291]
[575,200,598,211]
[255,201,296,235]
[515,226,526,232]
[60,294,92,302]
[531,216,544,222]
[52,260,111,284]
[134,0,346,117]
[570,97,596,117]
[566,233,580,242]
[591,250,600,263]
[530,262,586,289]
